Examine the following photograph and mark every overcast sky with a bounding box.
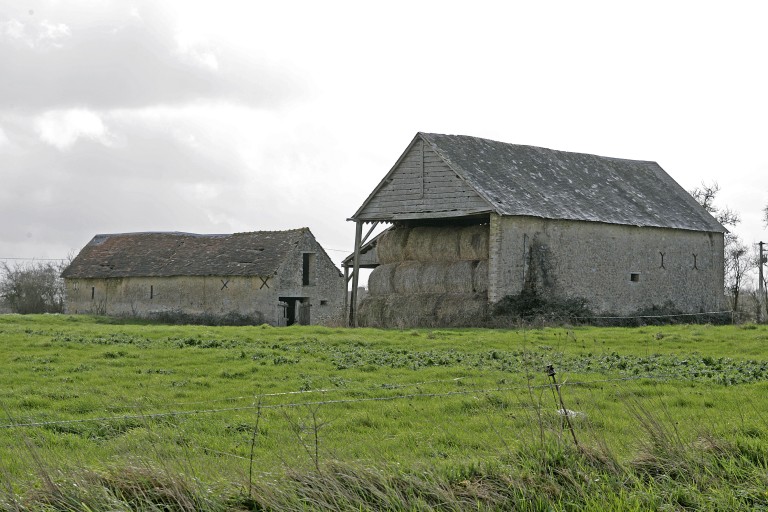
[1,0,766,275]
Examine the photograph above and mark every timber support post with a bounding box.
[349,220,363,327]
[759,241,765,324]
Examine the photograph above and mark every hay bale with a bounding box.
[405,225,488,262]
[442,261,476,294]
[405,226,462,261]
[416,263,447,294]
[435,293,489,325]
[357,295,387,327]
[378,225,489,263]
[459,225,489,260]
[389,261,477,294]
[376,227,410,264]
[367,263,397,295]
[473,259,489,293]
[404,227,434,261]
[429,226,461,260]
[358,292,490,328]
[392,261,424,294]
[385,294,438,328]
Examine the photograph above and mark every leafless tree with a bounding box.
[725,240,751,312]
[690,181,751,312]
[0,260,67,314]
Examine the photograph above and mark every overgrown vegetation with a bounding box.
[0,260,66,314]
[146,309,265,326]
[1,315,767,510]
[492,292,733,327]
[492,288,592,323]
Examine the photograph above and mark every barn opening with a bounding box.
[279,297,311,325]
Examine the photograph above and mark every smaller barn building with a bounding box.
[62,228,345,326]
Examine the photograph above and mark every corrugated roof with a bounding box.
[62,229,309,279]
[354,133,726,233]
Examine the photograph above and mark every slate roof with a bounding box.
[62,229,310,279]
[355,133,726,233]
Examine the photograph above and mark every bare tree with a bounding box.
[690,182,741,224]
[690,181,750,313]
[724,239,750,312]
[0,260,67,314]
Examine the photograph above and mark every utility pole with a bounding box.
[759,241,765,324]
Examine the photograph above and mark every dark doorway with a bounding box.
[279,297,310,325]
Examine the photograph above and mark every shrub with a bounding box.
[145,309,264,326]
[492,289,592,324]
[0,261,66,314]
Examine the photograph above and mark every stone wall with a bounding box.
[489,213,725,315]
[63,230,346,326]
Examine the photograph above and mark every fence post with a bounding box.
[546,364,579,449]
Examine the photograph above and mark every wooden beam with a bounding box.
[361,221,379,245]
[343,265,349,323]
[349,221,363,327]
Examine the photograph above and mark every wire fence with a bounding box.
[0,373,683,431]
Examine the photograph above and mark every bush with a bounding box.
[145,309,265,326]
[492,289,592,324]
[0,261,66,314]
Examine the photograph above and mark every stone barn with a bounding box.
[346,132,726,327]
[62,228,345,326]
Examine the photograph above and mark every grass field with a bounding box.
[1,314,767,510]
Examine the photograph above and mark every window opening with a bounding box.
[302,253,316,286]
[91,286,95,300]
[659,252,665,269]
[630,273,640,282]
[150,285,154,299]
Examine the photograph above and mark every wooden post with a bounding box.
[759,241,765,324]
[343,265,349,325]
[349,221,363,327]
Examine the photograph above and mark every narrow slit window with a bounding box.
[630,273,640,282]
[659,252,665,269]
[150,285,154,299]
[302,253,316,286]
[91,286,95,299]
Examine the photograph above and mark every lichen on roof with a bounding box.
[62,228,311,279]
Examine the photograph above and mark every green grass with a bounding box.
[1,315,767,510]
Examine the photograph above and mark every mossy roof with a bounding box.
[61,229,310,279]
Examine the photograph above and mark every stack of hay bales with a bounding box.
[359,224,489,327]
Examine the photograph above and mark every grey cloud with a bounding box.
[0,122,236,251]
[0,4,304,111]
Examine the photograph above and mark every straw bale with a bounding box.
[392,261,425,294]
[415,263,447,294]
[376,227,410,264]
[404,227,434,261]
[386,261,478,294]
[434,293,489,325]
[442,261,476,294]
[367,263,397,296]
[429,226,461,260]
[473,259,489,293]
[458,224,489,260]
[357,296,387,327]
[357,292,489,328]
[377,225,489,263]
